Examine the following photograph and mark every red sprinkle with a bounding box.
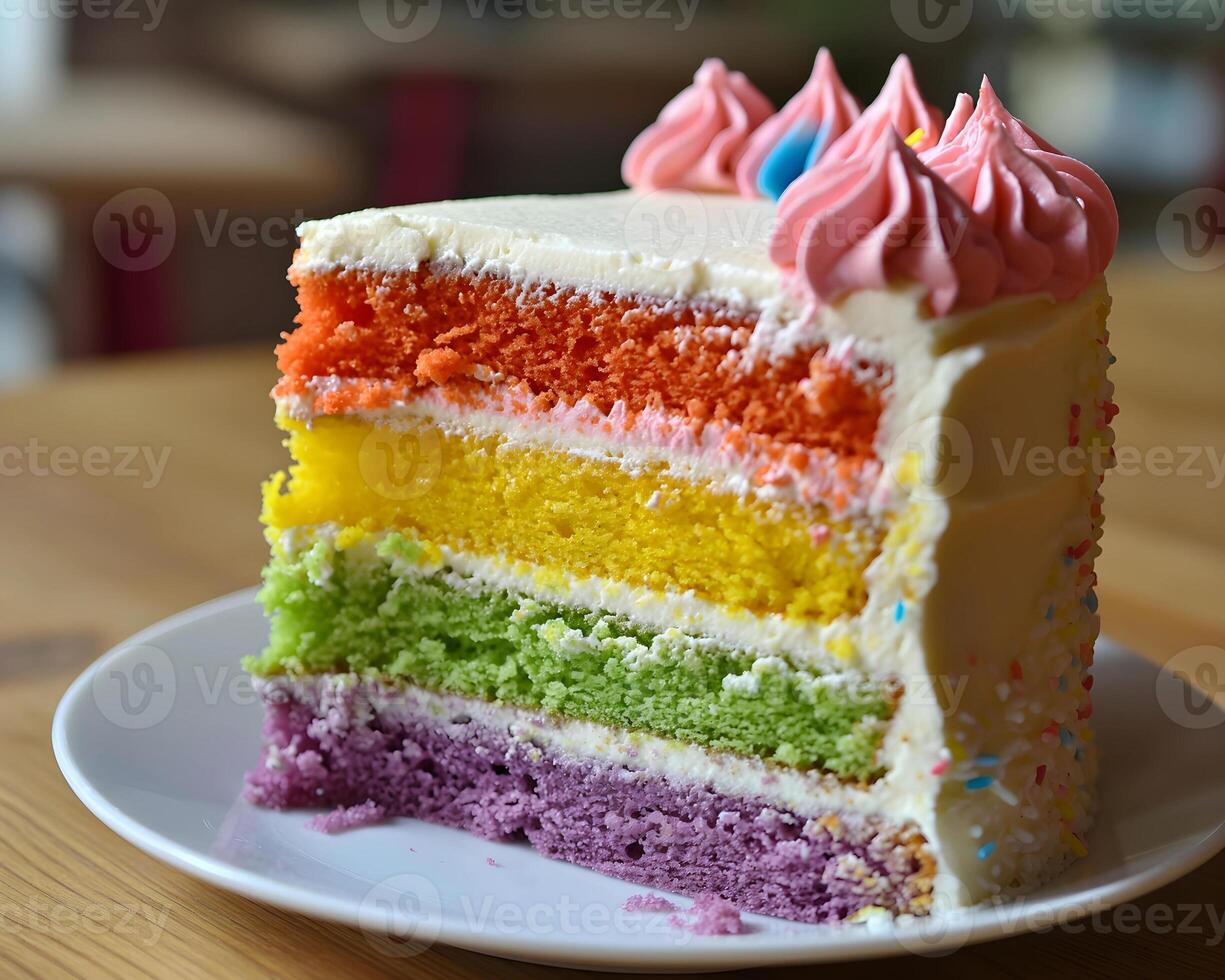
[1009,659,1024,681]
[1072,539,1092,560]
[930,758,950,776]
[1035,765,1047,786]
[1077,703,1094,720]
[1083,675,1095,691]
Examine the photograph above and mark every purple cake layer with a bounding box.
[245,677,934,924]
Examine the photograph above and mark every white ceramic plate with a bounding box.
[53,589,1225,970]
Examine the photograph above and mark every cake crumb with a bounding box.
[621,893,678,913]
[486,857,501,868]
[305,800,386,834]
[668,894,747,935]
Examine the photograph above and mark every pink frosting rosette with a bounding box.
[770,130,1004,317]
[924,77,1118,276]
[622,58,774,193]
[926,121,1097,299]
[734,48,861,200]
[814,55,945,172]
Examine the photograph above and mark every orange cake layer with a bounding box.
[277,265,889,457]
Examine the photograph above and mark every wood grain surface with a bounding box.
[2,257,1223,978]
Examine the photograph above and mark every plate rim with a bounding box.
[52,588,1225,969]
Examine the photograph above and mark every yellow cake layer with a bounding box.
[262,415,881,622]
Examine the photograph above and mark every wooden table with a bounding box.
[2,257,1223,977]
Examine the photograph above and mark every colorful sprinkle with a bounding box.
[930,757,950,776]
[1083,590,1099,614]
[894,601,905,623]
[975,754,1000,767]
[991,780,1019,805]
[965,775,994,791]
[976,842,997,860]
[1009,660,1023,681]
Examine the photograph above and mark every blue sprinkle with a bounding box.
[976,842,997,860]
[974,754,1000,767]
[1063,556,1074,567]
[1058,676,1068,692]
[757,122,820,201]
[966,775,994,791]
[1060,728,1074,747]
[894,601,905,623]
[1108,354,1118,364]
[1083,590,1099,613]
[1045,605,1055,621]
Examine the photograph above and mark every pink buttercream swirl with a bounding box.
[734,48,861,198]
[814,55,944,171]
[622,58,773,193]
[770,130,1004,316]
[924,77,1118,276]
[925,121,1097,299]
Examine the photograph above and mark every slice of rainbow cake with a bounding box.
[245,52,1118,923]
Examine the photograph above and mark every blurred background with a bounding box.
[1,0,1222,377]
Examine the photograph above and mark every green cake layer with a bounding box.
[245,534,894,780]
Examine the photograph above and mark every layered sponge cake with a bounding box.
[245,53,1117,923]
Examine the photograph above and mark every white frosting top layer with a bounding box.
[294,190,786,308]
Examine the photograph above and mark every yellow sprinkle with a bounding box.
[904,127,926,147]
[1056,799,1076,821]
[1063,831,1089,858]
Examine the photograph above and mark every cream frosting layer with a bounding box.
[294,191,787,310]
